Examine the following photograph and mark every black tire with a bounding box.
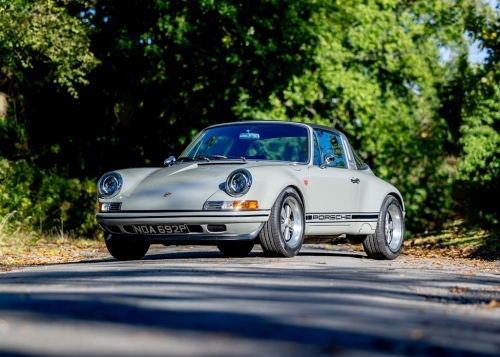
[259,187,305,257]
[105,234,150,261]
[362,196,405,260]
[217,241,254,257]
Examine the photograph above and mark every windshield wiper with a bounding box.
[202,155,246,162]
[203,155,225,160]
[176,156,195,162]
[177,156,212,162]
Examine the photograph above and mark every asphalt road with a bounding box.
[0,245,499,357]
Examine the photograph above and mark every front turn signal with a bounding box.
[233,200,259,210]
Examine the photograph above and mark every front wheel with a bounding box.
[362,196,405,260]
[259,187,305,257]
[217,241,254,257]
[105,234,150,261]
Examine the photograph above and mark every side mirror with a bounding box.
[320,154,334,169]
[164,156,176,167]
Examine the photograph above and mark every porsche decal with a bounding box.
[306,213,378,222]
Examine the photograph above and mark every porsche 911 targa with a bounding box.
[96,121,405,260]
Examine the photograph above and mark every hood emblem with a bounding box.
[164,192,172,197]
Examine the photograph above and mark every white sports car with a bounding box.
[96,121,405,260]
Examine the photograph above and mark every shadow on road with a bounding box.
[63,246,366,266]
[1,257,500,356]
[298,251,365,259]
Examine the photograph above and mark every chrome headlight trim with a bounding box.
[225,169,252,197]
[97,172,123,199]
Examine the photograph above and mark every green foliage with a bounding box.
[0,0,99,236]
[239,0,474,232]
[0,0,99,97]
[63,0,322,172]
[459,83,500,186]
[0,0,499,236]
[0,158,98,237]
[448,3,500,226]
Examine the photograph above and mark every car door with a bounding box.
[307,129,360,232]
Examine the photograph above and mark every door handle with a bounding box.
[351,177,360,184]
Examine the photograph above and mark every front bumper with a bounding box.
[96,210,270,244]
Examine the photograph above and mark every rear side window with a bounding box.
[313,129,347,168]
[351,146,367,170]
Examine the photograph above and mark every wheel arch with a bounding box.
[387,192,405,212]
[286,184,306,213]
[240,166,308,210]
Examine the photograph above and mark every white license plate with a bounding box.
[132,224,190,234]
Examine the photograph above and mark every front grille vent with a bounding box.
[108,202,122,211]
[207,225,226,232]
[187,225,203,233]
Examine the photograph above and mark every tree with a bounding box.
[454,2,500,226]
[1,0,498,235]
[0,0,98,97]
[0,0,98,235]
[242,0,476,232]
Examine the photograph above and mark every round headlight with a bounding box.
[225,169,252,197]
[97,172,123,199]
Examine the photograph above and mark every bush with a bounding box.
[0,158,99,237]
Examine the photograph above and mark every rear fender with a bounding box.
[356,170,405,214]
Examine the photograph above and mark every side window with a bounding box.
[314,129,347,168]
[351,146,367,170]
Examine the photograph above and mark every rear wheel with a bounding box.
[104,234,150,261]
[259,187,305,257]
[217,241,254,257]
[362,196,404,260]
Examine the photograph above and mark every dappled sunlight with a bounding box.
[1,247,499,356]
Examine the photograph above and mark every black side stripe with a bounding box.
[351,215,379,219]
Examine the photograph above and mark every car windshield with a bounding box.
[178,123,309,163]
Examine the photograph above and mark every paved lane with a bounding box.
[0,245,499,357]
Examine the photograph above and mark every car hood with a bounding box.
[120,162,244,211]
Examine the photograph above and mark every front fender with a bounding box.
[206,164,309,211]
[99,168,162,202]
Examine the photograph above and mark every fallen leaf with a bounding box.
[449,287,467,293]
[409,329,423,340]
[485,300,500,309]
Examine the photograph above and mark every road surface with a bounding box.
[0,245,499,356]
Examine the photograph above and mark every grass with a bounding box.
[0,212,105,270]
[1,212,499,270]
[404,224,500,260]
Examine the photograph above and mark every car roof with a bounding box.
[207,120,344,136]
